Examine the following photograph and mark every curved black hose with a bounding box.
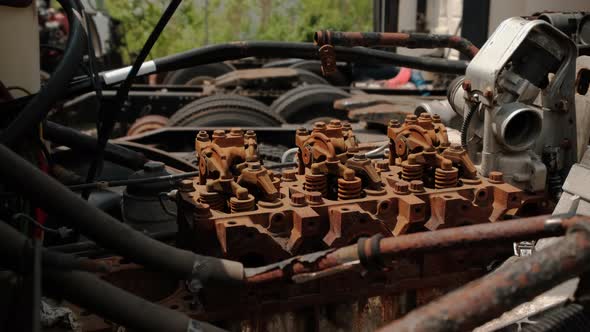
[0,143,244,283]
[0,0,85,146]
[43,121,147,170]
[43,269,227,332]
[155,41,468,75]
[85,0,182,195]
[522,303,590,332]
[65,42,469,94]
[461,102,479,149]
[0,220,107,273]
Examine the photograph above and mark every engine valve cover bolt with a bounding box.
[388,119,400,128]
[405,114,417,125]
[196,130,209,142]
[212,130,226,139]
[306,191,324,205]
[282,169,297,182]
[290,193,306,206]
[394,181,410,195]
[410,180,425,193]
[179,179,196,192]
[489,171,504,184]
[313,121,327,132]
[376,160,390,171]
[353,153,367,161]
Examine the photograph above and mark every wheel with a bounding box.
[289,60,349,86]
[270,85,351,124]
[127,115,168,136]
[168,94,284,127]
[162,62,236,85]
[293,69,329,85]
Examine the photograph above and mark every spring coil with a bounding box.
[338,176,362,200]
[435,167,459,189]
[401,161,423,181]
[305,173,328,196]
[229,194,256,213]
[522,303,590,332]
[198,191,225,211]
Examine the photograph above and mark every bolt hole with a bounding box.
[414,207,422,214]
[444,195,453,199]
[227,221,237,225]
[307,220,316,228]
[461,204,469,211]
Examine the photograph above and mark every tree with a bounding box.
[105,0,373,62]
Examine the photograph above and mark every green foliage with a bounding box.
[105,0,372,62]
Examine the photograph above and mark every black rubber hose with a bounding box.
[522,303,590,332]
[0,220,108,273]
[43,269,227,332]
[85,0,182,196]
[0,0,85,146]
[43,121,147,170]
[0,143,244,283]
[155,41,468,75]
[461,102,479,149]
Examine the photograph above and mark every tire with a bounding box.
[293,69,329,85]
[289,60,349,86]
[168,94,284,127]
[270,85,351,124]
[162,62,236,85]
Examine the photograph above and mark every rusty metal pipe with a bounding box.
[244,214,582,284]
[315,31,479,59]
[378,221,590,332]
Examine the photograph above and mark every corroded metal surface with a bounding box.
[379,219,590,332]
[314,30,479,59]
[177,116,526,265]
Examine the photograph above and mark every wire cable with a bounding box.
[84,0,182,198]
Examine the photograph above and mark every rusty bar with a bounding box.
[314,30,479,59]
[377,214,581,259]
[378,221,590,332]
[244,214,583,284]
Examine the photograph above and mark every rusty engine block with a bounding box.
[177,113,523,266]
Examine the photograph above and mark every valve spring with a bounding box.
[198,191,225,211]
[305,173,328,196]
[229,194,256,213]
[338,176,362,200]
[401,161,424,181]
[435,167,459,189]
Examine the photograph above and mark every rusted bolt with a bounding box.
[236,188,249,200]
[405,114,417,124]
[441,159,453,170]
[388,119,400,128]
[328,119,342,128]
[313,121,327,132]
[342,121,352,130]
[343,169,356,181]
[449,144,464,152]
[248,162,262,170]
[394,181,410,195]
[311,164,323,175]
[212,130,226,139]
[432,114,442,123]
[306,191,324,205]
[282,169,297,181]
[296,127,308,136]
[143,161,165,172]
[196,130,209,142]
[291,193,306,206]
[408,154,418,164]
[229,128,243,136]
[488,171,504,184]
[462,79,472,92]
[376,160,390,171]
[419,113,431,119]
[179,179,196,192]
[484,87,493,99]
[410,180,425,193]
[244,130,256,138]
[353,153,367,161]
